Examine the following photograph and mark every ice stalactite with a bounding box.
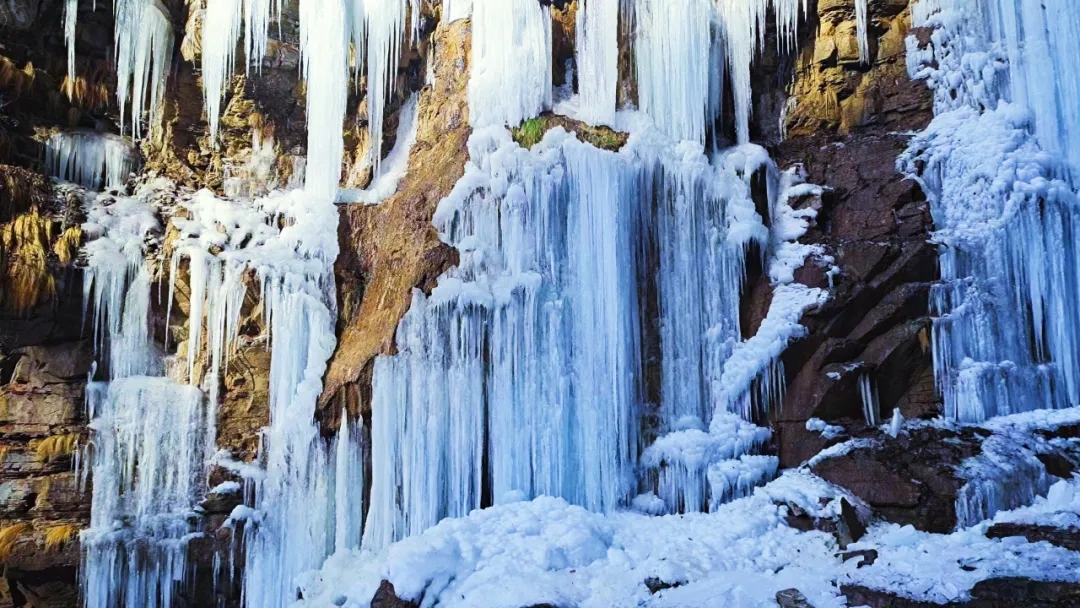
[468,0,552,127]
[712,0,809,145]
[859,373,880,426]
[354,0,409,176]
[632,0,713,144]
[201,0,245,143]
[64,0,77,81]
[855,0,870,64]
[363,127,642,549]
[63,0,173,135]
[627,0,808,144]
[904,0,1080,423]
[169,189,341,608]
[45,131,141,190]
[334,411,365,553]
[575,0,619,125]
[113,0,173,138]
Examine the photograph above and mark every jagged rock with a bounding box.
[370,580,419,608]
[812,426,977,532]
[776,588,816,608]
[840,548,878,568]
[321,17,473,418]
[984,523,1080,552]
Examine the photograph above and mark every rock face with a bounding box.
[765,0,937,469]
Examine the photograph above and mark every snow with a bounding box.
[210,481,243,495]
[806,418,846,440]
[297,465,1080,608]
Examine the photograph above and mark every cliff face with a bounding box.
[0,0,1063,606]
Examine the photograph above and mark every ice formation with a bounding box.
[45,130,140,190]
[115,0,174,137]
[631,0,811,145]
[855,0,870,64]
[64,0,172,134]
[575,0,618,125]
[468,0,553,127]
[201,0,414,174]
[904,0,1080,423]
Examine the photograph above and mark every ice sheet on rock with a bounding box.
[82,377,209,608]
[365,126,642,548]
[468,0,552,127]
[954,407,1080,527]
[45,130,141,190]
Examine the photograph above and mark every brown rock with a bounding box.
[370,580,419,608]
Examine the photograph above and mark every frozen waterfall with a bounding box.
[905,0,1080,423]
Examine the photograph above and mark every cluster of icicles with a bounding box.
[904,0,1080,423]
[58,0,881,607]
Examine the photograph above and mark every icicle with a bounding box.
[65,0,78,81]
[633,0,712,143]
[468,0,552,127]
[45,130,141,190]
[201,0,245,143]
[859,373,879,426]
[333,410,364,553]
[360,0,408,176]
[855,0,870,64]
[575,0,619,125]
[113,0,173,138]
[298,0,349,198]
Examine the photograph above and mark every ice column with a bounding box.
[575,0,619,125]
[468,0,553,127]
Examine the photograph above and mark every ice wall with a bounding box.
[79,182,216,608]
[364,127,642,548]
[905,0,1080,423]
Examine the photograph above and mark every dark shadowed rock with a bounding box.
[370,580,419,608]
[776,588,815,608]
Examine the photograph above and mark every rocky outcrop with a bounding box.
[843,578,1080,608]
[320,15,470,423]
[765,0,937,470]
